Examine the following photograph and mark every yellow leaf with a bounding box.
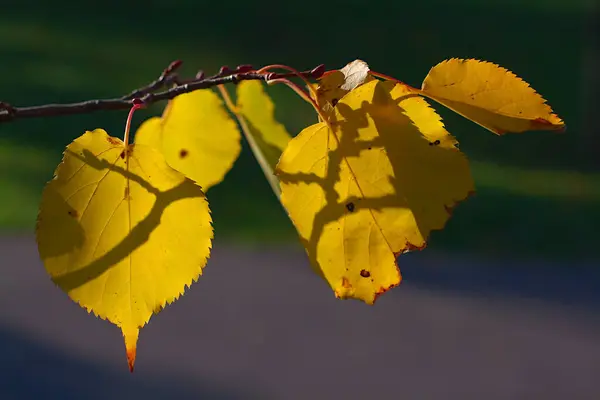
[36,129,213,371]
[235,81,292,171]
[313,59,375,117]
[135,89,241,191]
[277,80,474,304]
[420,58,565,134]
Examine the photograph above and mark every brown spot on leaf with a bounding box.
[179,149,189,158]
[67,210,78,218]
[342,277,352,288]
[120,146,134,160]
[345,202,355,212]
[107,136,121,145]
[331,98,339,106]
[429,139,441,146]
[360,269,370,278]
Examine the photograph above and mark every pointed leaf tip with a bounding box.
[124,328,139,373]
[127,349,136,373]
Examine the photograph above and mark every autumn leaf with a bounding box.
[135,89,241,191]
[276,80,474,304]
[235,81,292,172]
[418,58,565,134]
[36,129,213,371]
[214,81,292,197]
[313,59,375,117]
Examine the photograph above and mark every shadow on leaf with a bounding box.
[50,147,205,292]
[277,80,473,300]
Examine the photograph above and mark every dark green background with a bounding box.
[1,0,597,260]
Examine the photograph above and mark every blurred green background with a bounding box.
[0,0,598,261]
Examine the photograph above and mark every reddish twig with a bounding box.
[0,62,325,123]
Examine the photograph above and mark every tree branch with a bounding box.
[0,62,325,124]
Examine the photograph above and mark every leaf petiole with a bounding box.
[123,99,145,146]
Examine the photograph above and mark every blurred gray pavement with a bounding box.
[1,234,599,399]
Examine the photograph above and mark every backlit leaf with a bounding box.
[277,80,474,304]
[313,59,375,117]
[36,129,213,371]
[420,58,565,134]
[135,89,241,191]
[236,81,292,171]
[226,80,293,198]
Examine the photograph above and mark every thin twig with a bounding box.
[121,59,183,100]
[0,62,325,124]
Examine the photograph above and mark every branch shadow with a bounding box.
[48,147,204,292]
[278,81,471,284]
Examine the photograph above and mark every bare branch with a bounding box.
[0,62,325,124]
[121,59,183,100]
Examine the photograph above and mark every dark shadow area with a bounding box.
[0,1,587,170]
[427,184,600,261]
[0,326,264,400]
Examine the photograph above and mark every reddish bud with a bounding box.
[310,64,326,79]
[165,60,183,74]
[236,64,254,73]
[219,66,232,76]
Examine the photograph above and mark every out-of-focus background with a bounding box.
[1,1,599,399]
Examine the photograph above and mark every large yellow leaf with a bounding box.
[277,80,473,304]
[419,58,565,134]
[135,89,241,191]
[36,129,213,371]
[236,81,292,172]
